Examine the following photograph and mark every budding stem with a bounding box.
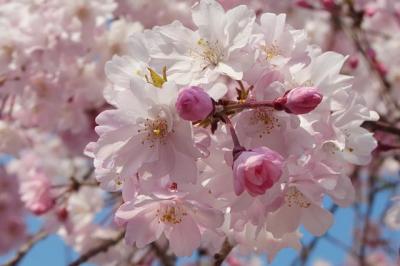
[219,114,245,159]
[223,100,274,111]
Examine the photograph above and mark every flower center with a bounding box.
[285,187,311,208]
[323,142,341,155]
[156,204,187,225]
[193,38,224,67]
[264,44,280,61]
[250,108,280,137]
[138,118,169,147]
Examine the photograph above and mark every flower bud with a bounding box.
[364,6,376,17]
[233,147,284,196]
[348,55,359,69]
[56,207,69,221]
[295,0,314,9]
[375,61,387,76]
[321,0,335,10]
[176,86,214,122]
[284,87,323,114]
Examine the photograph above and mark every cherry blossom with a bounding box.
[0,0,398,265]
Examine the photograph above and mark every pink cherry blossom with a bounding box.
[116,194,224,256]
[233,147,284,196]
[20,171,55,215]
[0,0,394,265]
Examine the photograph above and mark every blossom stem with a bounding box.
[219,114,245,158]
[223,100,274,111]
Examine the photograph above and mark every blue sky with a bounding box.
[1,191,399,266]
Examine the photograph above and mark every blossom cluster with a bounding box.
[1,0,399,265]
[86,0,378,259]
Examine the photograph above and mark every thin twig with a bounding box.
[362,121,400,137]
[68,232,124,266]
[150,242,175,266]
[324,234,360,259]
[4,231,48,266]
[359,177,376,265]
[213,238,234,266]
[218,114,245,159]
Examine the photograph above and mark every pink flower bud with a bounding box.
[364,6,377,17]
[348,55,359,69]
[321,0,335,10]
[233,147,284,196]
[176,86,214,122]
[284,87,323,114]
[295,0,314,9]
[56,207,69,221]
[375,61,387,76]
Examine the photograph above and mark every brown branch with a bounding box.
[68,232,124,266]
[362,121,400,136]
[324,234,360,260]
[4,231,48,266]
[359,177,376,265]
[150,242,175,266]
[213,238,234,266]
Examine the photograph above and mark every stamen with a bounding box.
[323,142,341,155]
[285,187,311,208]
[156,204,187,224]
[138,118,169,147]
[191,39,224,68]
[250,107,280,137]
[264,44,280,61]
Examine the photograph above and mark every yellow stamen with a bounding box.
[285,187,311,208]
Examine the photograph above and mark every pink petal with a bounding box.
[167,216,201,257]
[301,204,333,236]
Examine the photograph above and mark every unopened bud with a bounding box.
[283,87,323,114]
[321,0,335,10]
[295,0,314,9]
[176,86,214,122]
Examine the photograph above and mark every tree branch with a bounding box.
[4,231,48,266]
[213,238,234,266]
[150,242,175,266]
[362,121,400,137]
[359,177,376,265]
[68,232,124,266]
